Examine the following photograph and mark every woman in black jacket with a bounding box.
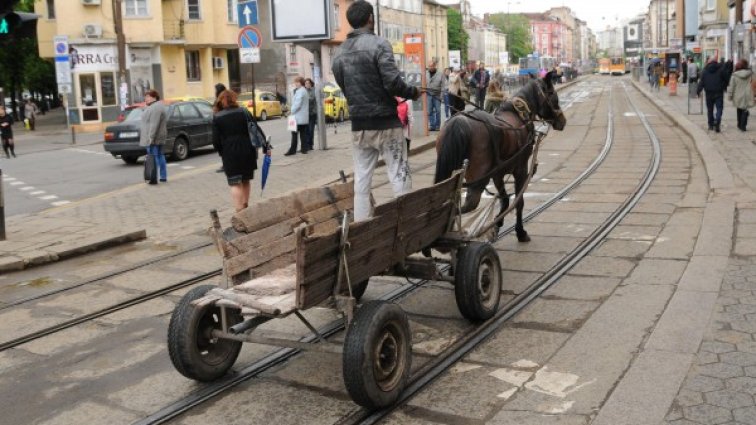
[212,90,267,211]
[0,108,15,158]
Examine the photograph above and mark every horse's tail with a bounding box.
[434,116,471,184]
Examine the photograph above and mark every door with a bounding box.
[193,102,215,147]
[78,73,99,122]
[175,102,205,148]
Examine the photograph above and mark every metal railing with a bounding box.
[163,19,185,41]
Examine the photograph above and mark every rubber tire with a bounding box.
[454,242,502,321]
[338,109,345,122]
[121,155,139,164]
[172,137,189,161]
[167,284,243,382]
[260,110,268,121]
[343,301,411,409]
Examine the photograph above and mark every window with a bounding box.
[706,0,715,9]
[101,73,116,106]
[124,0,148,17]
[195,102,213,118]
[46,0,55,19]
[288,45,296,64]
[227,0,237,23]
[185,50,201,81]
[177,103,201,119]
[333,4,340,31]
[187,0,201,20]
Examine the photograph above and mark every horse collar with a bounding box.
[511,96,533,123]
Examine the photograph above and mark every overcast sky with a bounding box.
[436,0,648,32]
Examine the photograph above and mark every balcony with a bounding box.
[164,19,185,42]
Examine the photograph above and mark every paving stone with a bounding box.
[36,401,140,425]
[733,406,756,424]
[543,275,621,301]
[675,389,704,407]
[568,256,636,278]
[696,362,744,379]
[512,298,599,331]
[730,320,756,334]
[623,259,687,286]
[720,352,756,367]
[681,404,733,424]
[466,327,570,368]
[740,342,756,354]
[488,411,589,425]
[746,366,756,378]
[704,390,754,409]
[726,377,756,395]
[698,351,721,365]
[498,251,564,273]
[684,374,725,392]
[108,371,201,414]
[591,239,652,258]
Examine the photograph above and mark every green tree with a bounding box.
[447,8,469,65]
[486,13,533,64]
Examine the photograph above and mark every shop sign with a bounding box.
[70,44,118,73]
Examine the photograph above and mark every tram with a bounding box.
[598,58,610,75]
[518,55,555,76]
[610,57,626,75]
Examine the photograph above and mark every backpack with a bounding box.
[397,100,409,126]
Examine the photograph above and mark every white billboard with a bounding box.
[449,50,461,70]
[270,0,331,42]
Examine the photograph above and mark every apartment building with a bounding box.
[423,0,449,69]
[35,0,282,125]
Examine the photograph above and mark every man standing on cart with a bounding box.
[333,0,421,221]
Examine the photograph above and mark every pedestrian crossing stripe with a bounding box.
[51,200,71,206]
[39,195,58,200]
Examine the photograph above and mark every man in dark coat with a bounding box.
[697,58,727,132]
[470,62,490,108]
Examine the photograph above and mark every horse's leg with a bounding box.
[513,168,530,242]
[461,186,484,213]
[492,174,508,228]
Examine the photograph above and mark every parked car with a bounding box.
[238,90,282,121]
[116,102,146,123]
[322,85,349,122]
[103,99,214,164]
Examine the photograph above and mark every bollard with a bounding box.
[0,168,5,241]
[71,126,77,145]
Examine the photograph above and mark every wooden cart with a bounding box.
[167,169,504,409]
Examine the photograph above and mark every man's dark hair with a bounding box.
[347,0,373,29]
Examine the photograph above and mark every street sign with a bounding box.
[53,35,71,85]
[240,47,261,64]
[237,1,258,27]
[57,83,71,94]
[237,26,262,49]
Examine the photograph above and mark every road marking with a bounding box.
[30,190,45,195]
[167,163,178,168]
[51,200,71,206]
[2,176,15,181]
[20,186,35,191]
[10,181,24,186]
[180,165,195,170]
[39,195,58,200]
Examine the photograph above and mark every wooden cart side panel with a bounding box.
[393,201,454,262]
[296,210,399,310]
[231,182,353,233]
[224,234,298,278]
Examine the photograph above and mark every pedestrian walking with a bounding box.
[396,96,413,151]
[305,78,317,151]
[687,57,699,85]
[681,56,688,85]
[697,57,727,133]
[214,83,227,174]
[470,62,490,108]
[0,108,15,158]
[484,80,506,113]
[723,59,734,90]
[443,67,452,118]
[212,89,267,212]
[426,60,444,131]
[332,0,420,221]
[448,69,469,116]
[24,99,38,131]
[284,76,309,156]
[727,59,755,132]
[139,90,168,183]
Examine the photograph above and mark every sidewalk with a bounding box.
[591,78,754,424]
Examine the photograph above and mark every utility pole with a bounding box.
[113,0,129,108]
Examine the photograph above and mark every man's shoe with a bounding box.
[715,124,721,133]
[284,151,296,156]
[300,150,309,154]
[709,126,714,131]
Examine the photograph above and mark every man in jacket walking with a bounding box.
[139,90,168,183]
[697,58,727,133]
[687,57,699,85]
[471,62,490,108]
[426,61,444,131]
[332,0,420,221]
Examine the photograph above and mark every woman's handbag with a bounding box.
[287,115,297,132]
[243,108,265,149]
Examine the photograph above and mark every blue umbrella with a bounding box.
[261,152,272,196]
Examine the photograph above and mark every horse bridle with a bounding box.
[528,79,564,126]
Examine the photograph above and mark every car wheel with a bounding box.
[121,155,139,165]
[260,110,267,121]
[338,109,345,122]
[172,137,189,161]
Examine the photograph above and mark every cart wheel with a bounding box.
[167,285,243,382]
[454,242,502,321]
[343,301,412,409]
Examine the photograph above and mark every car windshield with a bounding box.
[124,108,145,122]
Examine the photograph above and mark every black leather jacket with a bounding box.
[333,28,419,131]
[697,62,726,97]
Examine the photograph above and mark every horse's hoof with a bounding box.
[517,233,531,243]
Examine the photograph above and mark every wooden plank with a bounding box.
[231,182,353,233]
[224,234,297,278]
[208,288,283,315]
[394,202,453,260]
[248,252,296,280]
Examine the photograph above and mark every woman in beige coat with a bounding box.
[727,59,755,131]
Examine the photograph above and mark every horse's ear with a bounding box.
[544,71,554,87]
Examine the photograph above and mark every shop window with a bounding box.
[186,50,201,81]
[124,0,148,17]
[101,73,116,106]
[187,0,202,20]
[46,0,55,19]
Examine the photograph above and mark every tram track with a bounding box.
[132,82,621,425]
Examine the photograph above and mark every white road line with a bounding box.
[39,195,58,200]
[180,166,195,170]
[29,191,45,195]
[10,181,24,186]
[2,177,15,181]
[167,163,179,167]
[20,187,35,191]
[51,200,71,206]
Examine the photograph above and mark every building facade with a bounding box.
[525,13,564,60]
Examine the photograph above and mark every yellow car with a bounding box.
[238,91,282,121]
[322,86,349,122]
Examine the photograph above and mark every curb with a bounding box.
[0,229,147,273]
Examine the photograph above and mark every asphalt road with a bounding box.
[0,116,353,217]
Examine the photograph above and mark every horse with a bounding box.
[434,71,567,242]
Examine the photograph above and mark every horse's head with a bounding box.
[533,71,566,131]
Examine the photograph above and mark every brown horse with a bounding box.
[434,71,567,242]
